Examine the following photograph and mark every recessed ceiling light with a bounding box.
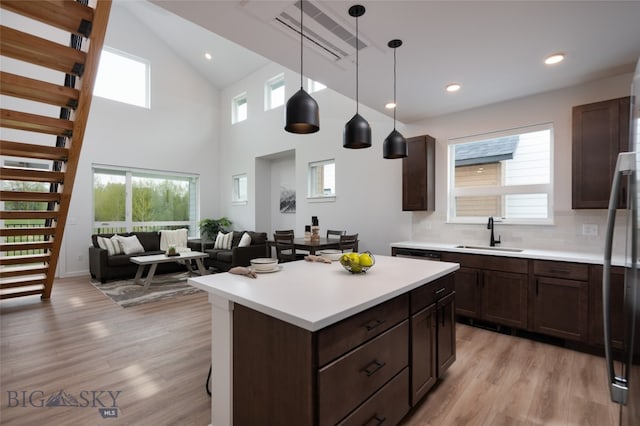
[544,53,564,65]
[446,83,461,92]
[204,52,212,61]
[385,102,396,109]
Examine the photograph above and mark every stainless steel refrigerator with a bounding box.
[603,56,640,425]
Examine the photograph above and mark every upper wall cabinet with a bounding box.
[572,96,630,209]
[403,135,435,211]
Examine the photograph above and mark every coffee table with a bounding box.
[130,251,209,290]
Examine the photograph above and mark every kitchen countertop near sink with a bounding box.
[390,241,627,267]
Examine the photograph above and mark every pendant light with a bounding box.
[343,4,371,149]
[285,0,319,134]
[383,39,408,159]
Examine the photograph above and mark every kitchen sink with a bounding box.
[455,245,524,253]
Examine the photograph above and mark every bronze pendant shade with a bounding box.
[383,39,407,158]
[343,4,371,149]
[285,0,319,134]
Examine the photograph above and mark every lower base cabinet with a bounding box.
[233,274,456,425]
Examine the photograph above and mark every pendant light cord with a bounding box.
[393,46,397,129]
[300,0,304,89]
[355,13,359,113]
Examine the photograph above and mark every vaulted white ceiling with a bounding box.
[127,0,640,123]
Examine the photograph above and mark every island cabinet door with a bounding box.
[318,321,409,426]
[437,291,456,377]
[410,303,437,405]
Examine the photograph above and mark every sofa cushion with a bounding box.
[214,232,233,250]
[216,250,233,263]
[117,235,145,255]
[205,248,229,261]
[97,235,124,256]
[135,232,160,251]
[238,232,252,247]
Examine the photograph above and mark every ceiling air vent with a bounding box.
[273,0,368,62]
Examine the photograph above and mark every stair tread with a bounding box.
[0,211,59,220]
[0,254,50,265]
[0,71,80,108]
[0,167,64,183]
[0,140,68,161]
[1,109,73,137]
[0,190,61,202]
[0,266,49,279]
[0,227,56,237]
[0,287,44,299]
[1,0,94,37]
[0,26,86,76]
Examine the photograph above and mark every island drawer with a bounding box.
[317,294,408,366]
[318,320,409,426]
[533,260,589,280]
[410,273,455,314]
[336,368,410,426]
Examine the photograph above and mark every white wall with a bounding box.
[63,4,220,276]
[407,73,633,255]
[218,62,411,255]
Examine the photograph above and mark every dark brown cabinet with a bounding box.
[402,135,435,211]
[234,275,457,426]
[532,261,589,342]
[409,273,455,406]
[441,253,528,329]
[572,96,630,209]
[482,270,528,328]
[437,291,456,376]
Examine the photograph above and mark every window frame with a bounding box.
[232,92,248,124]
[307,78,327,94]
[93,46,150,109]
[307,159,336,202]
[265,74,285,111]
[92,164,199,234]
[232,173,248,205]
[447,123,554,225]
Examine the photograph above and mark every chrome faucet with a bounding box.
[487,216,501,247]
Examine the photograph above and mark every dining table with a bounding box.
[268,237,342,255]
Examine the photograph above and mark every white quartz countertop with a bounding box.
[188,255,459,332]
[390,241,626,266]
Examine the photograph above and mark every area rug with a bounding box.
[91,272,203,308]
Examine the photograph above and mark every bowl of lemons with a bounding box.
[339,251,375,274]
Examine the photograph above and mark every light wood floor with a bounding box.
[1,276,619,425]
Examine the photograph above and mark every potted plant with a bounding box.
[199,217,232,241]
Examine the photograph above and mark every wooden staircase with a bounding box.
[0,1,111,300]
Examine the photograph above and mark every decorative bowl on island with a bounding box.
[339,252,375,274]
[250,258,278,272]
[318,249,342,262]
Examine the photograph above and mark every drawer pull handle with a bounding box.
[364,318,386,331]
[364,414,387,426]
[362,360,386,377]
[434,287,446,295]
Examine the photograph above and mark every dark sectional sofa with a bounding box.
[89,231,187,283]
[187,230,268,272]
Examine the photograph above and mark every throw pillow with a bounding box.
[116,235,145,255]
[97,235,123,256]
[214,231,233,250]
[238,232,252,247]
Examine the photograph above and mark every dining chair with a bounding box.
[274,229,295,235]
[326,229,346,240]
[339,233,359,253]
[273,232,300,263]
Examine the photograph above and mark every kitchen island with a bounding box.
[189,255,459,426]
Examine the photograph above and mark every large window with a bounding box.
[308,159,335,199]
[232,93,247,124]
[265,74,285,110]
[448,123,552,224]
[93,166,198,234]
[94,47,150,108]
